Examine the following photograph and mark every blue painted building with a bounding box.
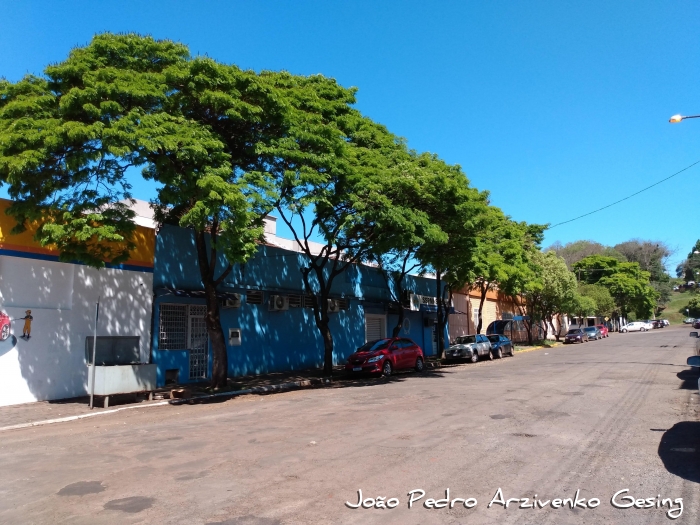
[151,223,447,386]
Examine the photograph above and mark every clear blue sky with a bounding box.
[1,0,698,269]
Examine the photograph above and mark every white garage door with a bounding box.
[365,314,386,342]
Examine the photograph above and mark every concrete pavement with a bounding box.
[0,325,698,524]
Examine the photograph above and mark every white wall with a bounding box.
[0,256,152,406]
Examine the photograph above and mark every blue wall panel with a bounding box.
[152,224,447,386]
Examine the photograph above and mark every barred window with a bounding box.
[159,304,188,350]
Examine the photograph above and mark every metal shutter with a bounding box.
[365,316,384,342]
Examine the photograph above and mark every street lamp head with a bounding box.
[669,114,684,123]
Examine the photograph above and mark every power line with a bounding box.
[548,159,700,229]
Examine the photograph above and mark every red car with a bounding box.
[595,325,609,338]
[0,312,10,341]
[345,337,425,377]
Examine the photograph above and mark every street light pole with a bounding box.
[669,114,700,123]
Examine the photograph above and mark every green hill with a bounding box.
[658,290,696,324]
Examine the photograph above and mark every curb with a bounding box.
[168,378,332,405]
[0,400,170,433]
[0,378,333,433]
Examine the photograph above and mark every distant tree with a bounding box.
[676,240,700,281]
[578,283,615,318]
[613,239,671,283]
[472,212,537,334]
[547,240,626,269]
[520,250,577,343]
[569,294,597,326]
[574,256,657,319]
[685,297,700,318]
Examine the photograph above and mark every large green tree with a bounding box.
[0,35,287,387]
[0,33,381,385]
[368,152,448,338]
[416,160,490,357]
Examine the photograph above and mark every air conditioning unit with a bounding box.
[269,295,289,312]
[222,294,241,309]
[327,299,341,313]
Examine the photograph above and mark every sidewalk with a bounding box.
[0,367,345,429]
[0,352,509,430]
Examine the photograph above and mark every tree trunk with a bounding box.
[204,280,229,388]
[476,282,488,334]
[194,229,229,389]
[435,271,444,359]
[393,298,405,338]
[303,266,335,377]
[316,316,334,376]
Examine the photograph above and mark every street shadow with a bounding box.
[658,422,700,483]
[677,368,700,390]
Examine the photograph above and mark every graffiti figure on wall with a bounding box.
[21,310,33,339]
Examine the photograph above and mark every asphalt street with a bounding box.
[1,325,699,524]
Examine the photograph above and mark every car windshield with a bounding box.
[356,339,391,352]
[487,335,501,343]
[566,329,581,335]
[583,327,596,332]
[454,335,476,344]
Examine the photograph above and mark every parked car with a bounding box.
[345,337,424,377]
[445,334,492,363]
[620,321,652,332]
[583,326,603,340]
[647,320,662,329]
[694,320,700,330]
[487,334,513,358]
[564,328,588,344]
[595,324,609,338]
[661,319,670,327]
[0,312,10,341]
[684,318,696,324]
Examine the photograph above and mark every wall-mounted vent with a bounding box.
[303,294,317,309]
[288,294,303,308]
[246,290,264,305]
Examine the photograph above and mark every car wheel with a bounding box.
[496,348,503,359]
[0,324,8,341]
[470,351,479,363]
[621,329,627,333]
[382,360,392,377]
[487,349,494,360]
[641,328,646,332]
[415,356,424,373]
[510,346,515,356]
